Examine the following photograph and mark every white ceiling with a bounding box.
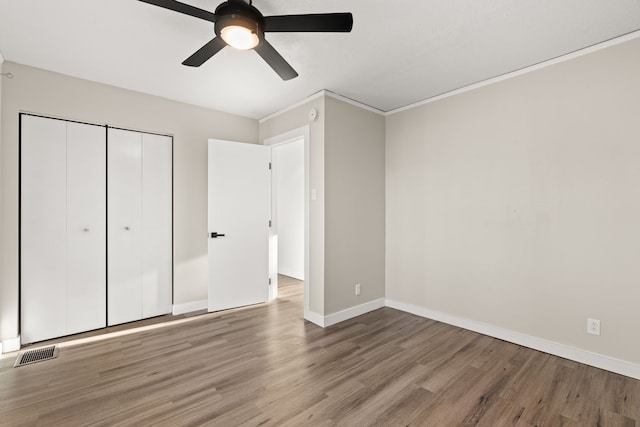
[1,0,640,119]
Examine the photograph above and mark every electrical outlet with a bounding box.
[587,318,601,336]
[355,283,361,296]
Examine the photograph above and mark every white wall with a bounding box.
[386,37,640,366]
[0,62,258,347]
[273,138,304,280]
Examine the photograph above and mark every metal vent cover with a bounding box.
[14,346,58,367]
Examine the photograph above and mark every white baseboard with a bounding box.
[303,298,386,328]
[2,336,21,354]
[385,299,640,380]
[172,299,208,315]
[324,298,386,327]
[304,309,326,327]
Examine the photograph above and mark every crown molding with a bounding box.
[386,29,640,116]
[323,90,384,116]
[259,90,325,123]
[259,89,384,123]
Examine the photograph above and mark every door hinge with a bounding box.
[269,220,272,227]
[269,162,272,170]
[269,278,272,285]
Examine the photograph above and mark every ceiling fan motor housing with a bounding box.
[214,1,265,41]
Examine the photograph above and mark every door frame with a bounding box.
[263,126,310,315]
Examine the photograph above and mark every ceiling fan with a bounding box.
[138,0,353,80]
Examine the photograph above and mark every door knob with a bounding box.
[124,226,130,231]
[210,232,226,238]
[82,228,90,233]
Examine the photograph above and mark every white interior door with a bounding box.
[208,139,271,312]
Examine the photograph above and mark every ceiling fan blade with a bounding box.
[182,37,226,67]
[264,13,353,32]
[138,0,216,23]
[254,39,298,81]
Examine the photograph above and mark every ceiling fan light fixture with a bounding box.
[140,0,353,80]
[220,24,259,50]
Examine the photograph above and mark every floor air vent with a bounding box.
[14,346,58,367]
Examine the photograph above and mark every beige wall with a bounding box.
[0,62,258,343]
[386,37,640,364]
[260,97,326,315]
[324,96,385,313]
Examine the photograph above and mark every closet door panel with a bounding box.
[67,122,107,334]
[108,128,143,325]
[142,133,173,318]
[21,115,68,343]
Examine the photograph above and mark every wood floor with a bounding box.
[1,276,639,426]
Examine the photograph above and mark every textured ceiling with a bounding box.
[1,0,640,119]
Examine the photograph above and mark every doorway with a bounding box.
[272,138,304,279]
[264,127,309,312]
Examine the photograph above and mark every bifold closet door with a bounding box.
[66,122,107,334]
[21,115,106,344]
[142,133,172,318]
[108,128,172,325]
[21,116,68,343]
[108,128,143,325]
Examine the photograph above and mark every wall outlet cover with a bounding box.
[587,318,601,336]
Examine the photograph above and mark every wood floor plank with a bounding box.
[1,275,639,426]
